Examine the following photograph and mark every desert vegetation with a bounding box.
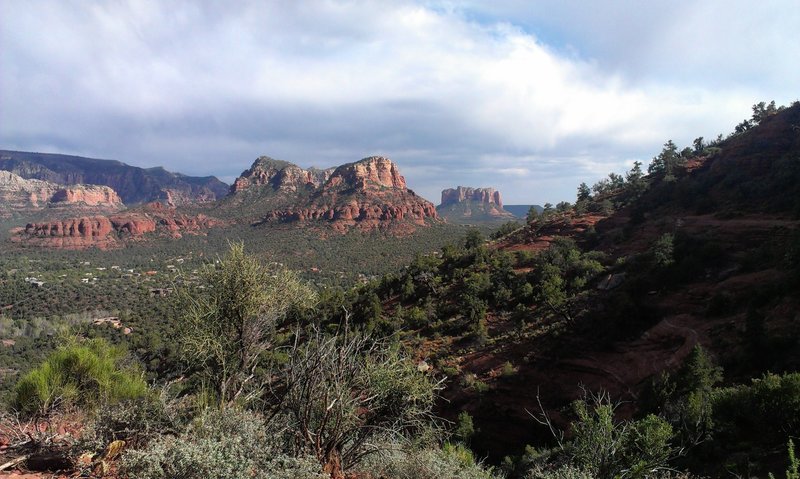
[1,102,799,477]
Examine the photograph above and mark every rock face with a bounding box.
[0,171,61,211]
[242,156,439,233]
[50,185,123,207]
[231,157,333,194]
[0,150,229,205]
[325,156,406,191]
[436,186,515,224]
[0,171,124,216]
[11,203,222,249]
[440,186,503,208]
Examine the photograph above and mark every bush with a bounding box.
[12,337,146,416]
[525,464,593,479]
[712,372,800,445]
[453,411,475,444]
[357,441,499,479]
[501,361,517,377]
[121,408,324,479]
[85,393,181,449]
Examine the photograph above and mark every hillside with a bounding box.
[0,150,229,205]
[1,104,799,478]
[316,102,800,476]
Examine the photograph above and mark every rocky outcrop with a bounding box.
[231,157,333,194]
[0,171,61,211]
[325,156,406,191]
[0,150,229,205]
[11,204,222,249]
[0,171,124,216]
[440,186,503,208]
[50,185,123,208]
[255,156,438,233]
[436,186,515,224]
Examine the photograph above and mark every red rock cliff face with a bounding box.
[260,157,438,233]
[231,157,333,194]
[440,186,503,207]
[11,204,222,249]
[325,156,406,190]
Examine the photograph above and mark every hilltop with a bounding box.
[228,155,440,234]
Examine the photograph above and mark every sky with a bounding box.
[1,1,798,205]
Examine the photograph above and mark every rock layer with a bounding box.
[241,156,438,233]
[12,204,222,249]
[1,171,124,215]
[231,157,333,194]
[440,186,503,207]
[0,171,60,210]
[50,185,123,207]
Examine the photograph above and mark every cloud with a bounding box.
[1,0,797,204]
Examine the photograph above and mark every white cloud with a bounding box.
[1,0,797,204]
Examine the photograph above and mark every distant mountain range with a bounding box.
[503,204,544,218]
[6,154,442,248]
[0,150,229,205]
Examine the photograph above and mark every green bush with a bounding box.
[12,337,146,416]
[121,408,324,479]
[712,372,800,445]
[453,411,475,444]
[566,393,674,479]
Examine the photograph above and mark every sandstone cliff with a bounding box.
[436,186,516,224]
[11,203,222,249]
[253,156,438,233]
[0,171,61,211]
[50,185,123,208]
[440,186,503,207]
[1,171,124,217]
[231,157,334,194]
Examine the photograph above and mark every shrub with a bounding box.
[121,408,324,479]
[453,411,475,444]
[277,329,442,474]
[769,439,798,479]
[712,372,800,445]
[357,441,499,479]
[525,464,593,479]
[85,393,180,449]
[501,361,517,377]
[12,337,146,416]
[179,243,317,408]
[558,392,675,479]
[651,234,675,268]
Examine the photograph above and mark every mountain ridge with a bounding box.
[0,150,229,205]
